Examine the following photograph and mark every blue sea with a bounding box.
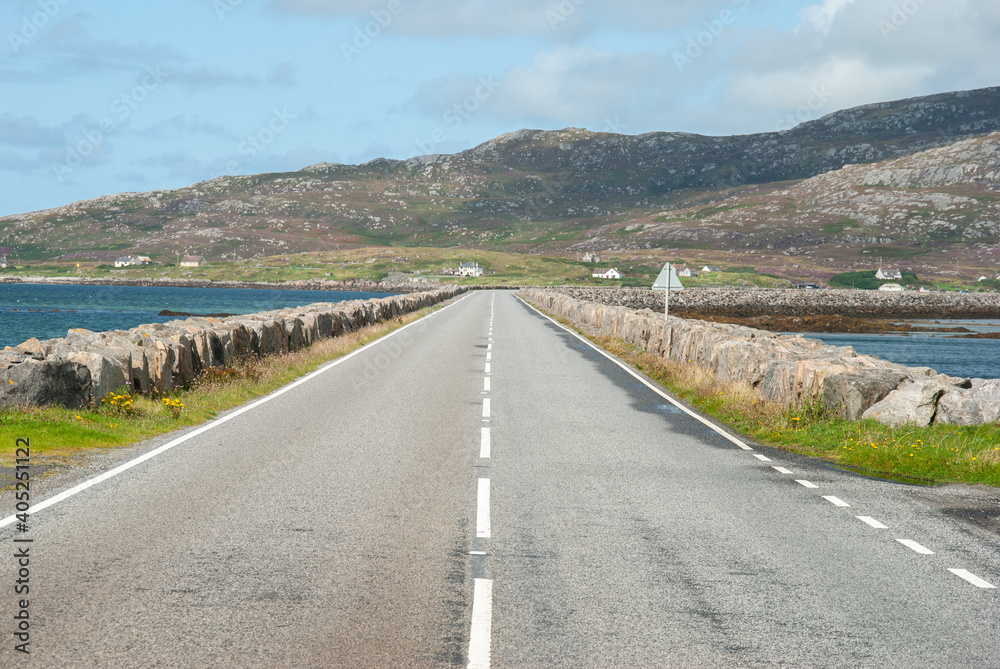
[0,283,396,348]
[802,326,1000,380]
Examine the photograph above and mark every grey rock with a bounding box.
[823,369,909,420]
[861,378,952,427]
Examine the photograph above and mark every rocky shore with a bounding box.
[0,287,468,409]
[556,287,1000,320]
[521,288,1000,428]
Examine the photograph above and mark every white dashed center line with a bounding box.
[485,362,491,374]
[753,454,772,462]
[468,578,493,669]
[480,427,491,458]
[897,539,934,555]
[772,466,793,474]
[484,377,491,392]
[477,478,491,538]
[822,495,850,508]
[482,398,491,419]
[948,569,997,589]
[796,480,819,489]
[486,351,492,361]
[856,516,888,529]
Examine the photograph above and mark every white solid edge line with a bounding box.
[948,569,997,589]
[518,297,753,452]
[477,478,491,539]
[897,539,934,555]
[0,292,476,530]
[481,427,491,459]
[482,398,491,419]
[796,480,819,489]
[468,578,493,669]
[753,453,772,462]
[772,466,793,474]
[856,516,888,529]
[822,495,850,508]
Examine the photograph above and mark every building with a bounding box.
[592,268,623,279]
[180,255,207,268]
[675,264,694,278]
[878,283,904,292]
[701,265,722,273]
[115,255,151,268]
[582,252,601,263]
[875,267,902,280]
[0,256,7,269]
[458,262,484,277]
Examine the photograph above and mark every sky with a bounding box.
[0,0,998,218]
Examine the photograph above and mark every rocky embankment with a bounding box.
[556,287,1000,320]
[0,287,467,409]
[521,288,1000,427]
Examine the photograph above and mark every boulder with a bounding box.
[0,358,91,409]
[822,369,910,420]
[66,349,131,403]
[936,379,1000,426]
[861,378,952,427]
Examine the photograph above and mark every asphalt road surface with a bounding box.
[2,290,999,667]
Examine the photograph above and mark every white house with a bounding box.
[582,252,601,263]
[876,268,902,280]
[180,255,207,268]
[701,265,722,273]
[458,262,484,277]
[115,256,137,268]
[0,256,7,269]
[592,268,623,279]
[878,283,904,292]
[675,264,694,278]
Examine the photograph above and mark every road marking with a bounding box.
[897,539,934,555]
[482,398,491,419]
[753,453,772,462]
[856,516,888,529]
[486,351,492,361]
[519,299,755,452]
[484,377,491,392]
[0,292,477,530]
[481,427,491,458]
[823,495,850,507]
[468,578,493,669]
[487,343,492,351]
[772,466,793,474]
[796,480,819,489]
[948,569,996,589]
[477,479,491,538]
[469,551,487,556]
[485,362,491,374]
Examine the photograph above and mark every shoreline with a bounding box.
[0,275,418,292]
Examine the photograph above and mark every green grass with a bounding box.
[583,332,1000,487]
[0,308,436,477]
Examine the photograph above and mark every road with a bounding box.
[2,290,999,667]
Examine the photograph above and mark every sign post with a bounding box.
[651,262,684,320]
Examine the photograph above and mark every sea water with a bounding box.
[0,283,396,348]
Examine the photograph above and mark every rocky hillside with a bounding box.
[2,86,999,277]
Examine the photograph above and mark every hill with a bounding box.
[1,85,999,283]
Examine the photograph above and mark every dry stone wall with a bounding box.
[520,288,999,427]
[0,287,467,409]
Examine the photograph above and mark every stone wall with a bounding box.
[556,286,1000,319]
[520,288,1000,427]
[0,287,467,409]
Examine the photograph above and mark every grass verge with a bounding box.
[543,307,1000,487]
[0,307,437,478]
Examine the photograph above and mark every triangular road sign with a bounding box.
[652,263,685,291]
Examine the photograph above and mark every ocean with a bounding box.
[0,283,397,348]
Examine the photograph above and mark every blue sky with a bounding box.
[1,0,998,217]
